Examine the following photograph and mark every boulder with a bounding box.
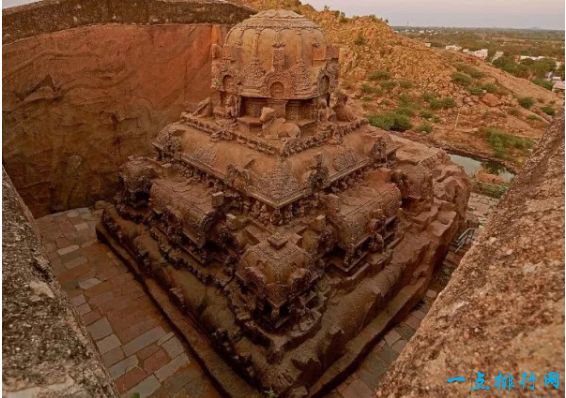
[481,93,501,107]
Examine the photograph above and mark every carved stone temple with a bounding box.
[97,9,470,397]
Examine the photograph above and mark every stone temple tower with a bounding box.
[98,9,469,398]
[211,9,339,126]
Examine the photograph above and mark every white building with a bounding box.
[519,55,545,62]
[463,48,488,60]
[445,44,462,52]
[424,42,432,48]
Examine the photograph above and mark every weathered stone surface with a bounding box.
[376,113,565,397]
[2,0,254,44]
[2,0,254,217]
[2,168,117,398]
[97,9,470,397]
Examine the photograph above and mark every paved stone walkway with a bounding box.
[37,195,497,397]
[37,209,220,398]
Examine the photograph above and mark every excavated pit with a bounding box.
[2,1,484,397]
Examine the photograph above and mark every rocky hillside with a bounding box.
[238,0,563,167]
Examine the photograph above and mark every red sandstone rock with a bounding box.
[96,10,470,397]
[481,92,501,107]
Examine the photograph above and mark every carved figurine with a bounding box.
[259,107,301,139]
[332,90,357,122]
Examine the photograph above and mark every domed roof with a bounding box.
[212,9,339,100]
[230,9,321,30]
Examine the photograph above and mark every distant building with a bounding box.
[424,42,432,48]
[545,71,563,82]
[519,55,545,62]
[445,45,462,52]
[463,48,488,60]
[553,80,565,92]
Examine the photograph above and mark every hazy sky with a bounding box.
[305,0,565,29]
[2,0,565,29]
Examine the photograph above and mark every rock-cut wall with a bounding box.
[2,167,118,397]
[375,113,565,397]
[2,0,254,217]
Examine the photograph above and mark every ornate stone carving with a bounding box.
[98,8,469,398]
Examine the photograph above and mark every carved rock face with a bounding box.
[97,9,470,398]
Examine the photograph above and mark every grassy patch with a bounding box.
[455,63,485,79]
[429,97,456,110]
[541,105,556,116]
[452,72,473,87]
[368,70,391,81]
[368,111,413,132]
[482,127,533,159]
[532,78,553,91]
[416,122,433,134]
[421,91,456,110]
[473,180,509,198]
[518,96,534,109]
[419,110,434,119]
[361,83,378,95]
[398,79,414,89]
[379,80,397,90]
[480,83,500,94]
[396,106,416,117]
[467,86,484,96]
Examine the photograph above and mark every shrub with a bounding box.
[361,83,377,94]
[473,180,508,198]
[429,97,456,110]
[527,114,541,121]
[518,96,534,109]
[482,127,533,159]
[379,80,397,90]
[368,70,391,81]
[541,105,556,116]
[481,83,500,94]
[354,34,366,45]
[416,123,433,134]
[532,78,553,91]
[398,79,414,89]
[368,111,413,132]
[396,106,416,117]
[361,96,373,102]
[468,86,484,96]
[398,93,415,105]
[422,91,437,102]
[452,72,473,86]
[455,63,485,79]
[419,110,434,119]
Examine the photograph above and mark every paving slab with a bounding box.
[87,317,113,341]
[155,354,189,382]
[97,334,121,355]
[124,375,160,398]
